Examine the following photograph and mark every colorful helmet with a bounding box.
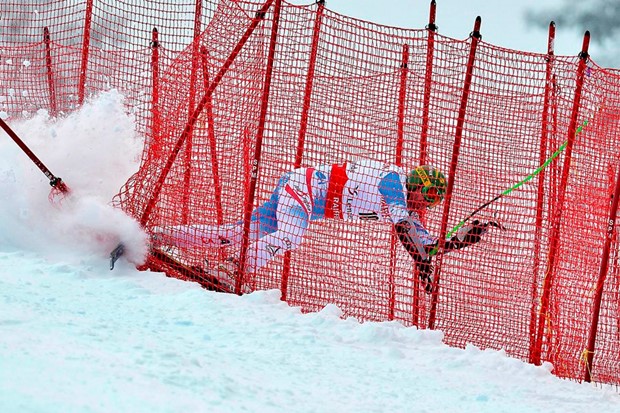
[406,165,447,205]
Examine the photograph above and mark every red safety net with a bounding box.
[3,0,620,386]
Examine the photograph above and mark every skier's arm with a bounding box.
[439,219,491,252]
[394,216,435,293]
[377,173,436,292]
[151,224,243,248]
[377,171,436,262]
[393,217,492,294]
[394,215,434,262]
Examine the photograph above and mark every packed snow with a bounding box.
[1,92,619,412]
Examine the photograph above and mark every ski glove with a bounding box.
[416,258,434,294]
[446,219,501,251]
[457,219,488,244]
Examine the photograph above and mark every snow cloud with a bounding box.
[0,90,148,265]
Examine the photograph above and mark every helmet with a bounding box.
[406,165,447,206]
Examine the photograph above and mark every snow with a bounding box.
[1,92,619,412]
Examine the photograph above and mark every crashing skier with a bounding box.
[152,159,496,293]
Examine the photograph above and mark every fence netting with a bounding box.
[2,0,620,386]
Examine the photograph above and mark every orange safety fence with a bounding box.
[2,0,620,387]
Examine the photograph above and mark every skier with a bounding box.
[152,159,494,293]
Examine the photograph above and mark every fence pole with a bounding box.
[419,0,437,166]
[395,43,409,167]
[43,27,57,116]
[386,43,410,321]
[428,16,482,330]
[531,31,590,365]
[188,0,203,117]
[78,0,93,105]
[281,0,325,301]
[583,124,619,383]
[200,46,224,227]
[236,0,283,295]
[182,0,204,224]
[139,0,276,228]
[150,28,161,149]
[293,0,324,169]
[528,21,556,363]
[412,0,438,327]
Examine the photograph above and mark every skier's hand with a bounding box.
[416,258,434,294]
[454,219,503,248]
[456,219,488,245]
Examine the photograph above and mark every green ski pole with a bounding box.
[429,119,589,257]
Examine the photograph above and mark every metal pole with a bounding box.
[583,155,620,382]
[200,46,224,227]
[395,43,409,166]
[78,0,93,105]
[150,28,161,148]
[43,27,57,116]
[413,0,438,327]
[236,0,283,295]
[181,0,204,224]
[388,43,410,321]
[531,31,590,365]
[428,16,482,329]
[282,0,325,301]
[419,0,437,166]
[528,21,555,363]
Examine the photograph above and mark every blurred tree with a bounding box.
[526,0,620,67]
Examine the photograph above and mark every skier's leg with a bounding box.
[246,172,311,273]
[152,223,245,248]
[151,173,290,249]
[246,208,308,273]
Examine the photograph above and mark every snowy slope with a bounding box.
[0,93,619,412]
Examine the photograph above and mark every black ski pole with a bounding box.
[428,135,574,257]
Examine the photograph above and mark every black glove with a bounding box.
[416,258,434,294]
[447,219,502,250]
[458,219,487,244]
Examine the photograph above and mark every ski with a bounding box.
[149,248,233,293]
[109,243,125,270]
